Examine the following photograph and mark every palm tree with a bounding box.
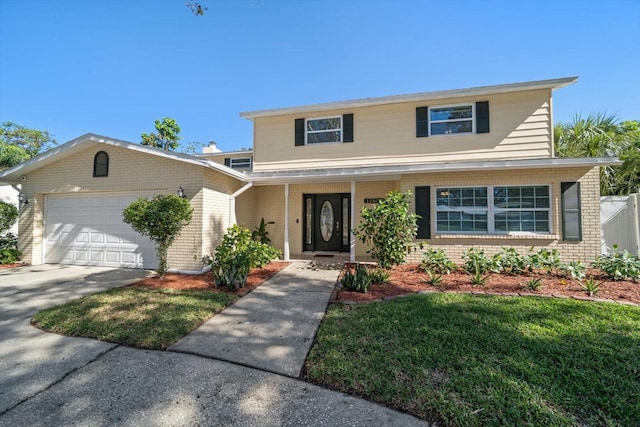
[554,113,635,196]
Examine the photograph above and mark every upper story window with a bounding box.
[230,157,252,169]
[417,101,489,137]
[93,151,109,177]
[306,117,342,144]
[430,104,473,135]
[224,156,252,170]
[295,114,354,146]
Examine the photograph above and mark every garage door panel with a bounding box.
[45,193,157,269]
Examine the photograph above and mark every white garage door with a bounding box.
[45,193,157,269]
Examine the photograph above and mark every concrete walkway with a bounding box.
[169,261,338,378]
[1,263,430,426]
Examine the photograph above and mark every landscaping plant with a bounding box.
[341,263,373,293]
[524,277,544,291]
[420,247,456,274]
[493,247,527,275]
[592,244,640,281]
[0,200,20,264]
[423,268,443,286]
[463,248,493,286]
[368,268,391,284]
[122,194,193,276]
[578,278,604,296]
[354,190,418,269]
[252,217,275,244]
[527,247,563,274]
[560,260,587,280]
[210,224,281,289]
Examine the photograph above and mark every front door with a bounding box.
[303,193,350,252]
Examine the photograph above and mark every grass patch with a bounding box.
[305,294,640,426]
[32,287,238,350]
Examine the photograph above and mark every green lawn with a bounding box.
[304,294,640,426]
[32,287,238,349]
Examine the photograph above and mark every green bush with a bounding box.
[493,247,527,275]
[560,260,587,280]
[462,248,495,275]
[122,194,192,276]
[592,245,640,281]
[0,201,20,264]
[527,248,562,274]
[0,201,18,233]
[210,224,281,289]
[420,247,456,274]
[0,232,20,264]
[341,263,373,293]
[354,190,419,269]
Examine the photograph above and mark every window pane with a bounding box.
[307,118,341,131]
[430,106,472,121]
[342,197,349,246]
[306,198,312,245]
[307,131,341,144]
[431,121,473,135]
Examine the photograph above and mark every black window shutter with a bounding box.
[416,107,429,137]
[343,113,354,142]
[476,101,490,133]
[561,182,582,241]
[224,158,230,167]
[295,118,305,146]
[415,186,431,239]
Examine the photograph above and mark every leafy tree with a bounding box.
[122,194,193,276]
[186,0,207,15]
[141,117,182,151]
[354,190,419,269]
[0,122,56,169]
[555,114,639,195]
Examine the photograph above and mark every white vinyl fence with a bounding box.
[600,193,640,256]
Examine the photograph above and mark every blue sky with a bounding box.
[1,0,639,152]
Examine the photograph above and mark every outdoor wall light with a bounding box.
[177,186,186,198]
[18,192,28,206]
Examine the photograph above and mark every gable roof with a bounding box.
[240,77,578,120]
[0,133,249,184]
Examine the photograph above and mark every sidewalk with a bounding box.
[169,261,339,378]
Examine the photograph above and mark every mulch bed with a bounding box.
[0,263,27,269]
[334,264,640,305]
[128,261,290,296]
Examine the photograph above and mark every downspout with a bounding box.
[228,182,253,228]
[284,183,289,261]
[350,181,356,262]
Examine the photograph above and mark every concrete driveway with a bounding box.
[0,265,428,426]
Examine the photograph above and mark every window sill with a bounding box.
[433,233,559,240]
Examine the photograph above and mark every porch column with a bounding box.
[350,180,356,262]
[284,183,290,261]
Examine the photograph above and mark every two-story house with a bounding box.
[0,77,619,271]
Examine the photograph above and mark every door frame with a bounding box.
[303,193,351,253]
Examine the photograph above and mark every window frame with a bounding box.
[429,103,475,137]
[435,184,552,235]
[305,115,343,145]
[229,157,252,169]
[93,151,109,177]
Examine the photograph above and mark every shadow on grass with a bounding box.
[305,293,640,426]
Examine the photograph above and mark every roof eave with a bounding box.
[0,133,249,183]
[240,76,578,120]
[248,157,619,184]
